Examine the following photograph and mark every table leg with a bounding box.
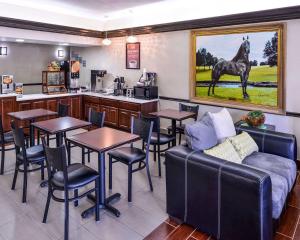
[56,132,63,147]
[30,119,35,147]
[81,152,121,219]
[171,119,176,146]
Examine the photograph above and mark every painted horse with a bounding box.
[208,37,251,99]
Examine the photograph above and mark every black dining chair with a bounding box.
[10,121,45,203]
[142,114,174,177]
[167,103,199,144]
[81,108,105,165]
[42,137,100,240]
[46,103,70,144]
[108,117,154,202]
[0,114,15,175]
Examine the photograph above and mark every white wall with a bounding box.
[72,19,300,155]
[0,42,69,94]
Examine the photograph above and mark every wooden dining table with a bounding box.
[66,127,140,218]
[31,116,91,146]
[8,108,57,146]
[150,108,196,146]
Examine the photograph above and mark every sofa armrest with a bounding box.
[166,145,273,240]
[236,125,297,161]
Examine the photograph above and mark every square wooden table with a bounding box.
[8,108,57,146]
[66,127,140,218]
[32,116,91,146]
[150,109,196,146]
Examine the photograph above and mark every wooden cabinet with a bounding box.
[0,94,158,133]
[83,96,99,120]
[1,97,15,131]
[31,100,45,109]
[118,109,140,130]
[100,105,118,127]
[70,96,81,119]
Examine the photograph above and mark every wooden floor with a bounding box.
[144,174,300,240]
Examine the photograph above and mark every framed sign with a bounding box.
[190,24,284,114]
[126,42,140,69]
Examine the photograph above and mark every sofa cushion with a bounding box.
[208,108,236,143]
[228,132,259,160]
[204,139,242,164]
[243,152,297,192]
[185,113,217,151]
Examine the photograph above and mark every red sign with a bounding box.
[126,42,140,69]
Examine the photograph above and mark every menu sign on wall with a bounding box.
[126,43,140,69]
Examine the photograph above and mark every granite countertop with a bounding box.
[11,92,158,104]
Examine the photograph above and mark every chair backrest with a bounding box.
[88,108,105,128]
[131,117,153,146]
[42,137,68,182]
[179,103,199,120]
[58,103,69,117]
[10,121,26,152]
[141,114,160,134]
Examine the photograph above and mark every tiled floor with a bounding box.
[145,174,300,240]
[0,129,167,240]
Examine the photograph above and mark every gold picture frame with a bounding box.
[190,24,285,114]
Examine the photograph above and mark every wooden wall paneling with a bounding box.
[118,109,140,131]
[46,99,58,119]
[2,97,15,131]
[70,96,81,119]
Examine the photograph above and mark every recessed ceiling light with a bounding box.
[59,43,69,46]
[15,39,24,42]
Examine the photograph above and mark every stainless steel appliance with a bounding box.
[91,70,107,92]
[133,86,158,99]
[113,76,125,96]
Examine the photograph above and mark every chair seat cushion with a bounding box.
[243,152,297,192]
[52,163,99,189]
[150,132,175,145]
[108,147,146,163]
[0,131,14,144]
[17,144,45,163]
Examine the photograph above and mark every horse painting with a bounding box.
[208,37,251,99]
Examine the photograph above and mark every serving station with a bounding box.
[0,92,158,132]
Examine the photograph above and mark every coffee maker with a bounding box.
[91,70,107,92]
[113,76,125,96]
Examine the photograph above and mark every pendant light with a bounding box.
[102,32,112,46]
[126,29,137,43]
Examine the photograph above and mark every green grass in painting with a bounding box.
[196,65,277,82]
[196,87,277,107]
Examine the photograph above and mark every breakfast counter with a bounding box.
[0,92,158,132]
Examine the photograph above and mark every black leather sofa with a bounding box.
[165,126,297,240]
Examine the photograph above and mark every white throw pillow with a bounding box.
[228,132,259,160]
[204,139,242,164]
[208,108,236,142]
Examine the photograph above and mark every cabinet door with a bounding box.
[16,102,31,127]
[100,105,118,127]
[2,97,15,132]
[118,109,140,131]
[31,100,45,109]
[70,96,81,119]
[46,99,58,119]
[84,103,99,121]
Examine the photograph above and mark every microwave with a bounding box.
[133,86,158,99]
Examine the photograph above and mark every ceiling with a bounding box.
[43,0,162,16]
[0,0,299,31]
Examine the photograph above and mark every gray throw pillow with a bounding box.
[185,113,218,151]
